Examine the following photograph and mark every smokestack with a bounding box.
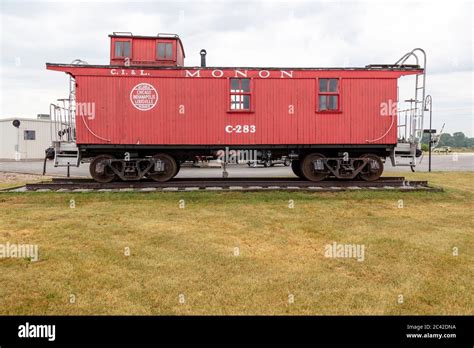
[200,49,207,67]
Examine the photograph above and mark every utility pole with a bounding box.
[424,95,433,172]
[12,119,21,161]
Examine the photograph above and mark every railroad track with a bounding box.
[14,177,441,192]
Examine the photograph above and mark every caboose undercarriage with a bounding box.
[77,144,393,183]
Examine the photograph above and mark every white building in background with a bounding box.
[0,116,52,160]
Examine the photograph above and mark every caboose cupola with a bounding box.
[109,32,185,67]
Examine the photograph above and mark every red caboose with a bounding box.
[47,33,427,182]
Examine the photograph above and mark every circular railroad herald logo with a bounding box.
[130,83,158,111]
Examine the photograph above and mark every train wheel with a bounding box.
[291,160,304,179]
[300,153,328,182]
[89,154,116,183]
[148,153,177,182]
[359,154,384,181]
[172,160,181,178]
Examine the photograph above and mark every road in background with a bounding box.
[0,153,472,178]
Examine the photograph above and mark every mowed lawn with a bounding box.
[0,172,472,315]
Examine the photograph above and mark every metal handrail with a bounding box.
[392,48,428,168]
[395,48,427,143]
[71,59,89,65]
[157,33,179,38]
[113,31,133,36]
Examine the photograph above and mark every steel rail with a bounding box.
[20,177,438,192]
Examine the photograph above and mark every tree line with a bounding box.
[421,132,474,148]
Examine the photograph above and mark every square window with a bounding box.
[24,130,36,140]
[317,78,340,112]
[115,41,131,58]
[229,78,252,112]
[157,42,173,60]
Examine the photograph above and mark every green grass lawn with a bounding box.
[0,172,472,315]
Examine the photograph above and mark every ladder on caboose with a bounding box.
[391,48,427,169]
[49,74,80,169]
[50,100,79,168]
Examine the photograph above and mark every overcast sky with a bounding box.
[0,0,472,136]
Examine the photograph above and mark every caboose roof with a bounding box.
[46,63,422,80]
[46,63,421,71]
